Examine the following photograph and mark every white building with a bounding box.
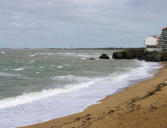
[144,36,159,46]
[144,36,161,52]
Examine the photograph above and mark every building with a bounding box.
[161,27,167,51]
[144,35,159,46]
[144,36,161,52]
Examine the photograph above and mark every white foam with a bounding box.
[34,52,110,59]
[31,53,55,56]
[0,61,162,128]
[0,61,161,109]
[52,75,91,82]
[13,68,24,71]
[0,81,94,109]
[1,51,6,54]
[57,66,63,69]
[0,72,32,80]
[29,54,36,57]
[0,72,21,77]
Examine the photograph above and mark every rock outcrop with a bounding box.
[89,58,95,60]
[112,48,167,62]
[112,52,123,59]
[99,54,110,59]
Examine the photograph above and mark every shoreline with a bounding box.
[20,62,167,128]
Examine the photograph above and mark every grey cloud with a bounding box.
[0,0,167,48]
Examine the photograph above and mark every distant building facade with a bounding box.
[144,36,161,52]
[144,27,167,52]
[161,27,167,51]
[144,36,159,46]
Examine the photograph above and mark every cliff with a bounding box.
[113,48,167,62]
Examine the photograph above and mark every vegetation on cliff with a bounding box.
[112,48,167,62]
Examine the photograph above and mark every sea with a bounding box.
[0,49,161,128]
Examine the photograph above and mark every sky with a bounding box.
[0,0,167,48]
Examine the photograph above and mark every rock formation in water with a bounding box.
[99,54,110,59]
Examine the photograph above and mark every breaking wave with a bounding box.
[0,61,161,109]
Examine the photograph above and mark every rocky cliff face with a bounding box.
[112,48,167,62]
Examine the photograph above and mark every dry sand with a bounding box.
[20,62,167,128]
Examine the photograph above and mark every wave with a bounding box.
[28,52,112,59]
[0,72,22,77]
[0,61,161,109]
[29,53,55,57]
[13,68,25,71]
[29,54,36,57]
[1,51,6,54]
[0,81,94,109]
[55,52,111,59]
[3,67,32,71]
[57,66,64,69]
[0,72,32,80]
[51,75,91,82]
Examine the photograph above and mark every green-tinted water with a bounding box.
[0,49,140,99]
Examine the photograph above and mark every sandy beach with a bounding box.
[20,62,167,128]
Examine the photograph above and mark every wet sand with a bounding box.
[20,62,167,128]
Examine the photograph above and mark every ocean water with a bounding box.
[0,49,161,128]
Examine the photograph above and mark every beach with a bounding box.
[1,0,166,127]
[20,62,167,128]
[0,49,163,128]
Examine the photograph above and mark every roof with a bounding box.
[162,27,167,31]
[152,35,159,39]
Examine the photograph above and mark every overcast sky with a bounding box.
[0,0,166,48]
